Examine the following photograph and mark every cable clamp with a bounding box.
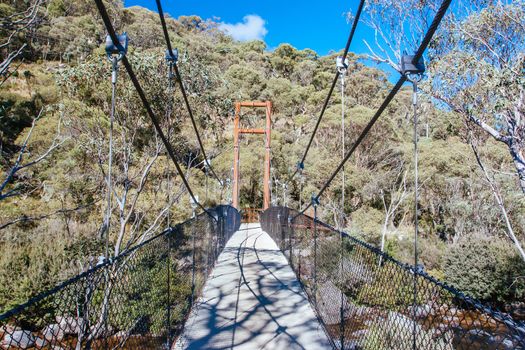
[105,32,128,62]
[165,48,179,63]
[401,53,425,82]
[336,56,349,74]
[311,194,320,207]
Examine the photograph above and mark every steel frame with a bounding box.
[232,101,272,210]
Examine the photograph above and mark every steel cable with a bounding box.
[409,75,423,350]
[103,56,118,259]
[155,0,223,186]
[296,0,453,217]
[287,0,366,183]
[93,0,214,219]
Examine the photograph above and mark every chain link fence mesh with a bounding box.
[261,206,525,350]
[0,205,240,350]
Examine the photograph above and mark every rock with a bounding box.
[41,323,64,342]
[447,307,458,315]
[350,329,368,339]
[344,340,360,350]
[509,302,525,318]
[35,337,48,348]
[387,311,417,331]
[465,328,492,343]
[385,312,454,350]
[409,304,431,318]
[1,330,36,349]
[500,338,515,350]
[55,316,85,335]
[89,323,114,339]
[436,323,450,331]
[350,305,371,318]
[341,257,373,285]
[178,256,192,269]
[114,330,127,338]
[471,319,482,328]
[316,280,349,325]
[441,315,461,327]
[0,324,20,336]
[433,323,452,337]
[439,304,450,313]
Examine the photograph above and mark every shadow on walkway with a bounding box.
[174,223,331,350]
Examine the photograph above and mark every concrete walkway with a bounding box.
[174,223,332,350]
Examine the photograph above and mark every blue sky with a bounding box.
[123,0,373,56]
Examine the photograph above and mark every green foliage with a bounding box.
[47,0,66,17]
[0,3,14,17]
[356,265,423,309]
[0,92,37,147]
[0,219,104,313]
[443,236,525,303]
[350,207,383,242]
[1,0,524,315]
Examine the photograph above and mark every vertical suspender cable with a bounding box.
[166,228,171,346]
[337,58,347,229]
[191,206,196,305]
[339,65,346,350]
[165,57,175,348]
[104,55,118,259]
[294,0,452,218]
[166,59,175,229]
[287,0,366,184]
[94,0,213,218]
[312,196,319,307]
[205,162,209,204]
[155,0,223,186]
[411,76,421,350]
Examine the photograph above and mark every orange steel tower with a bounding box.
[232,101,272,210]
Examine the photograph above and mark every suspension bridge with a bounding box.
[1,0,525,349]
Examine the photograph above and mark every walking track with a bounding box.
[174,223,332,350]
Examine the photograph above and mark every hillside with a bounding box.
[0,0,524,316]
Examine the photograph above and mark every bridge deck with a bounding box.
[174,223,331,350]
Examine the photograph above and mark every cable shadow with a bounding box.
[175,226,330,350]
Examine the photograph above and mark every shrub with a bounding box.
[443,235,525,304]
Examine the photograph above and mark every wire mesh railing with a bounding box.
[260,206,525,350]
[0,205,240,350]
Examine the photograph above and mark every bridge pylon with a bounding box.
[232,101,272,210]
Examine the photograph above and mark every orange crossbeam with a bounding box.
[239,101,268,107]
[239,128,265,134]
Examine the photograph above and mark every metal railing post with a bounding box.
[339,227,345,349]
[312,195,319,306]
[166,229,172,347]
[205,219,210,277]
[191,209,196,305]
[288,216,293,268]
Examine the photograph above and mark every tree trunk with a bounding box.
[471,141,525,262]
[509,140,525,194]
[380,215,388,253]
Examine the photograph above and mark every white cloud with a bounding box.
[219,15,268,42]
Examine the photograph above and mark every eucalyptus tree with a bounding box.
[359,0,525,260]
[360,0,525,193]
